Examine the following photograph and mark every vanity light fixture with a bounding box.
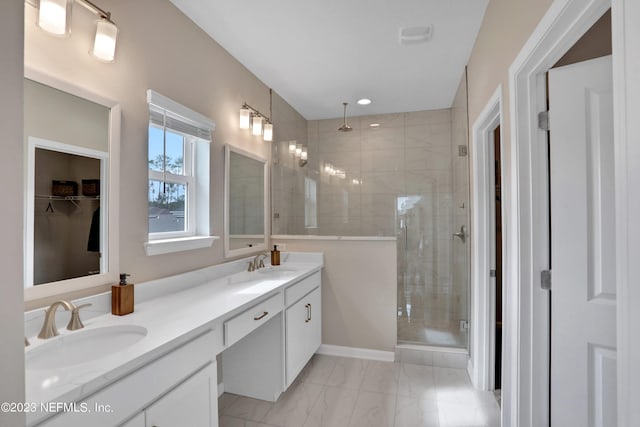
[252,116,263,136]
[37,0,72,36]
[239,88,275,142]
[239,107,251,129]
[369,123,381,128]
[31,0,119,62]
[263,122,273,142]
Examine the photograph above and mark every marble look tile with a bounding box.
[298,354,338,385]
[361,148,405,172]
[395,347,434,366]
[405,146,452,171]
[438,403,501,427]
[303,386,359,427]
[405,123,451,148]
[361,171,405,194]
[219,393,241,414]
[219,415,280,427]
[262,381,323,427]
[360,361,400,394]
[348,391,397,427]
[404,109,451,127]
[325,357,368,389]
[222,395,273,422]
[362,127,404,150]
[434,367,473,389]
[432,351,468,369]
[397,363,437,398]
[394,395,440,427]
[362,112,405,129]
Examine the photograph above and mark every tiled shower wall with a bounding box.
[272,109,454,238]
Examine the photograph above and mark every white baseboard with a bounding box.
[316,344,395,362]
[217,382,224,397]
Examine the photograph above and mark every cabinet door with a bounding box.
[285,287,321,386]
[145,362,217,427]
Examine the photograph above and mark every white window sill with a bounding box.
[144,235,219,256]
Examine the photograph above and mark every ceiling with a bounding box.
[169,0,489,120]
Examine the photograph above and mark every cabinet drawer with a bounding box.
[224,293,283,347]
[285,271,320,307]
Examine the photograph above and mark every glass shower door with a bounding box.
[397,193,468,348]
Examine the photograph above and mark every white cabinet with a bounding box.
[145,363,217,427]
[285,286,321,387]
[38,331,220,427]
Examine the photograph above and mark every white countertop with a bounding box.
[25,254,323,426]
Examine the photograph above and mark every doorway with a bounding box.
[492,126,503,391]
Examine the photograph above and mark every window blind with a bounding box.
[147,90,215,141]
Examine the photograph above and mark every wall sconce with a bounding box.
[30,0,118,62]
[239,88,274,142]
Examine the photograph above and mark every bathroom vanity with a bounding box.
[24,252,323,427]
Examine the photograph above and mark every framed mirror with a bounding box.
[224,145,268,257]
[24,70,120,301]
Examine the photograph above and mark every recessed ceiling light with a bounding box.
[369,123,380,127]
[357,98,372,105]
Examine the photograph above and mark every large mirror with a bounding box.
[224,145,268,257]
[24,72,120,300]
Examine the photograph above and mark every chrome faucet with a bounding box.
[247,253,269,272]
[37,300,92,339]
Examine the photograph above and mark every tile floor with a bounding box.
[218,354,501,427]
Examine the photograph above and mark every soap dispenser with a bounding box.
[112,273,134,316]
[271,245,281,266]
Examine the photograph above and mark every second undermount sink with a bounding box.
[255,266,297,277]
[26,325,148,371]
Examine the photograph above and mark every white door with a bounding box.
[548,55,616,427]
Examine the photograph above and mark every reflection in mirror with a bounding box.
[224,146,268,257]
[24,76,118,296]
[32,144,104,285]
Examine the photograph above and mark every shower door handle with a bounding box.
[453,225,467,243]
[404,223,408,250]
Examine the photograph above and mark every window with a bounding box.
[145,90,216,255]
[304,176,318,229]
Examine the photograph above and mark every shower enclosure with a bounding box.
[271,73,471,351]
[396,73,470,349]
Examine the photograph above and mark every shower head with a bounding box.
[338,102,353,132]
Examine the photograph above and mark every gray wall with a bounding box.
[0,2,25,425]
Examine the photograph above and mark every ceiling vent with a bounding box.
[399,25,433,45]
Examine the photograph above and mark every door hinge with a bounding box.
[490,269,496,278]
[541,269,552,290]
[459,320,469,331]
[538,110,550,131]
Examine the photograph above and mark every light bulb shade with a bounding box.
[295,144,302,158]
[37,0,72,36]
[252,116,263,136]
[239,107,251,129]
[289,141,297,153]
[91,19,118,62]
[301,148,308,160]
[263,122,273,141]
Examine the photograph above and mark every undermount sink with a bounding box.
[255,267,297,277]
[26,325,148,371]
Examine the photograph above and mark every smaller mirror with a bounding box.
[224,145,268,257]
